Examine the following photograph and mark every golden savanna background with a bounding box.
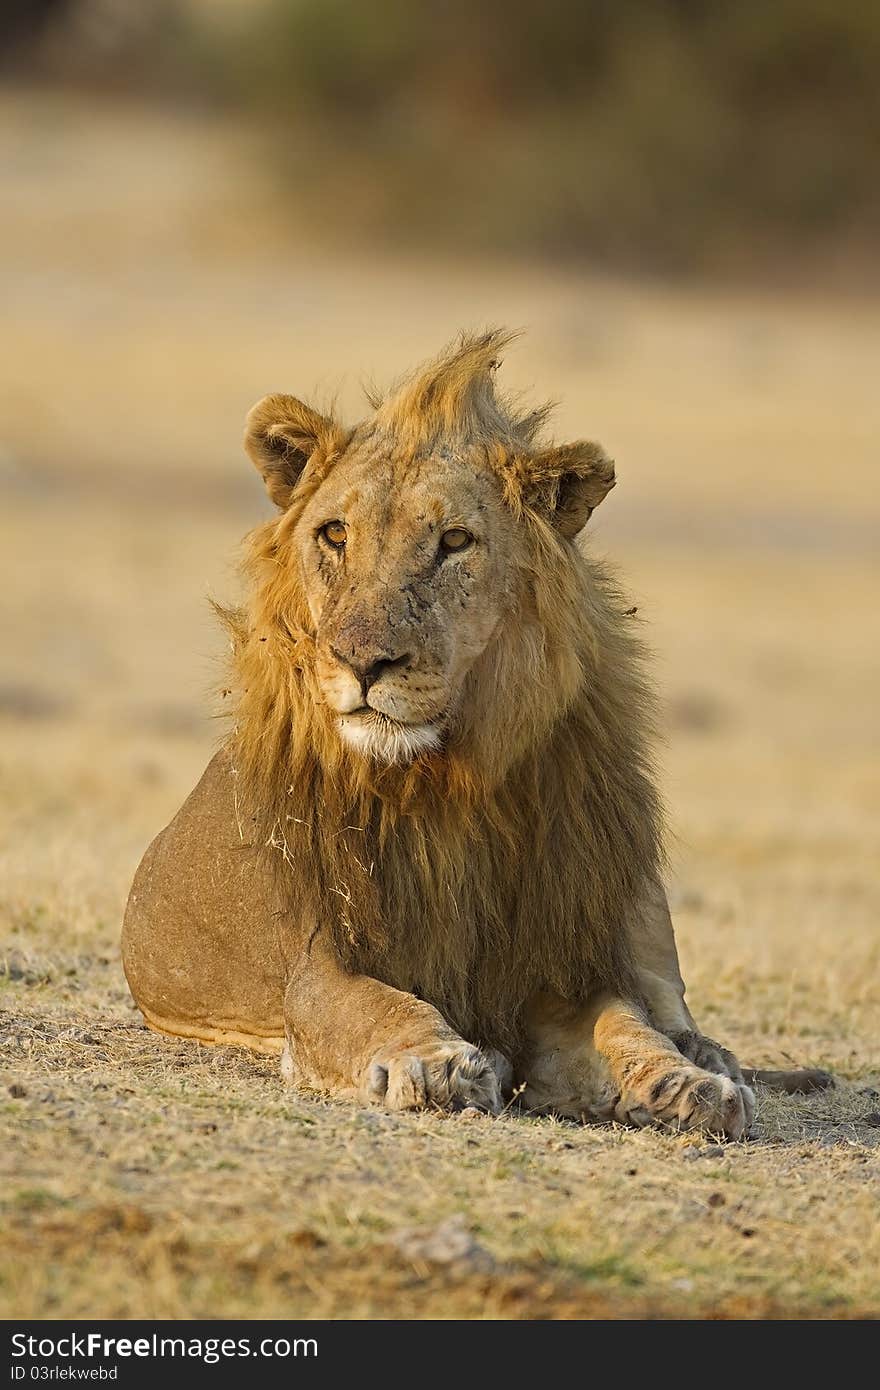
[1,1,878,1318]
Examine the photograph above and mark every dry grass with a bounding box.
[1,86,878,1320]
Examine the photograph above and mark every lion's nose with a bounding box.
[331,648,411,696]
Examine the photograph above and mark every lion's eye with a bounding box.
[320,521,347,549]
[439,528,473,555]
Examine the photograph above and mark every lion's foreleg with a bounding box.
[592,994,754,1137]
[630,877,696,1034]
[281,933,502,1113]
[519,990,754,1138]
[633,879,752,1082]
[633,881,833,1095]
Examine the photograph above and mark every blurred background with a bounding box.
[1,1,878,1066]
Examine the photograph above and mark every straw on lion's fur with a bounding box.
[217,331,663,1055]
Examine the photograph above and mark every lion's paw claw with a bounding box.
[617,1065,755,1140]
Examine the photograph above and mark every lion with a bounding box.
[122,330,828,1136]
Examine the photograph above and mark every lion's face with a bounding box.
[243,333,616,767]
[297,443,518,764]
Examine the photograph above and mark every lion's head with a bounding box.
[241,329,616,771]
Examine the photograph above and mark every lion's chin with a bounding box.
[336,711,443,765]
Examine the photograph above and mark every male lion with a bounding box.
[123,330,826,1136]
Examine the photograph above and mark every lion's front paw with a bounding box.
[361,1039,502,1115]
[616,1064,755,1140]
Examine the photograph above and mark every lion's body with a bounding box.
[122,331,826,1132]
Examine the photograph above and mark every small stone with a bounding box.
[707,1191,725,1208]
[389,1214,494,1271]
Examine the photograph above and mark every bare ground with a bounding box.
[1,86,878,1319]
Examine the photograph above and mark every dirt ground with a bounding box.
[1,86,878,1319]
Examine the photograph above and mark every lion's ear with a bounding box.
[531,441,616,539]
[244,394,338,509]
